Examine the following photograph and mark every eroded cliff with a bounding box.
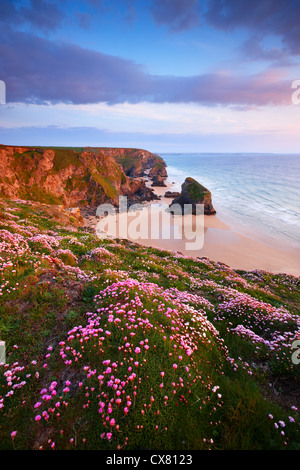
[0,145,163,208]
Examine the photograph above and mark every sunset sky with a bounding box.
[0,0,300,152]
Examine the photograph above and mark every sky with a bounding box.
[0,0,300,153]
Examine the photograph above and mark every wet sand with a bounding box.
[84,178,300,277]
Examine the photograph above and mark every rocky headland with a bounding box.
[0,145,165,211]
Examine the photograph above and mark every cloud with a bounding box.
[0,0,65,32]
[149,0,202,31]
[77,11,93,30]
[241,36,289,62]
[205,0,300,56]
[0,29,292,107]
[0,30,152,105]
[77,0,137,27]
[148,0,300,59]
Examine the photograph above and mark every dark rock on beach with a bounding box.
[164,191,181,198]
[151,175,167,187]
[170,177,216,215]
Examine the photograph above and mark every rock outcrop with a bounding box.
[149,163,168,179]
[100,147,167,178]
[164,191,180,198]
[149,162,168,187]
[64,207,85,225]
[170,177,216,215]
[151,175,167,187]
[0,145,164,209]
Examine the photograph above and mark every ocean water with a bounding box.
[159,153,300,248]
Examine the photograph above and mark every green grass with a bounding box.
[185,177,208,201]
[0,198,299,450]
[52,149,82,172]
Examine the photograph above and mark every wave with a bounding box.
[162,153,300,246]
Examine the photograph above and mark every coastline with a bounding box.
[84,175,300,277]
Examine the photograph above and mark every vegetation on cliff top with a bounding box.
[0,198,299,450]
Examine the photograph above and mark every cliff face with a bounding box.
[149,162,168,187]
[148,162,168,179]
[170,177,216,215]
[0,145,162,208]
[101,147,167,177]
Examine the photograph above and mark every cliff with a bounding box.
[0,145,163,208]
[97,147,167,178]
[170,177,216,215]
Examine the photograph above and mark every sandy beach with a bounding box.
[84,177,300,277]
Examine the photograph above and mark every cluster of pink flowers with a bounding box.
[0,200,298,450]
[214,291,299,368]
[66,236,85,246]
[38,277,229,449]
[90,247,115,258]
[29,234,62,252]
[56,248,78,262]
[0,229,29,255]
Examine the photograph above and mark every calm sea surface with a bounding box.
[159,153,300,248]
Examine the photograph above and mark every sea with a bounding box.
[159,153,300,249]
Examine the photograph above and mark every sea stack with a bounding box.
[170,177,216,215]
[149,162,168,187]
[151,174,167,187]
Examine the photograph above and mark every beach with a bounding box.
[84,175,300,277]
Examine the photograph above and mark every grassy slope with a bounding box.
[0,199,299,450]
